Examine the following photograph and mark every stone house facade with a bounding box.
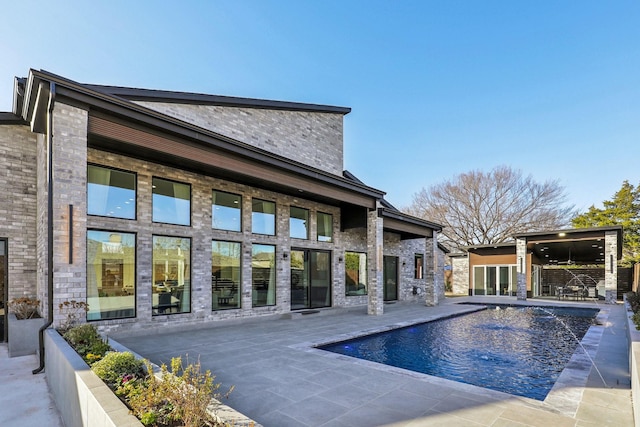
[0,69,443,341]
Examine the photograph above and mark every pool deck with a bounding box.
[113,297,634,427]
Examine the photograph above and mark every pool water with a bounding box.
[319,305,598,400]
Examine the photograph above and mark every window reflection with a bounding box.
[212,190,241,232]
[212,241,241,310]
[152,236,190,315]
[87,165,136,219]
[252,199,275,235]
[317,212,333,242]
[252,244,276,306]
[345,252,367,296]
[87,230,136,320]
[290,206,309,239]
[152,177,190,226]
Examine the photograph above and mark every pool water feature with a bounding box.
[319,304,598,401]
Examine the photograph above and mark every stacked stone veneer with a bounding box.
[135,102,345,176]
[450,255,469,295]
[0,125,38,303]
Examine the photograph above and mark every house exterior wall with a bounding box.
[134,102,345,176]
[0,125,38,302]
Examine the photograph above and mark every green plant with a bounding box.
[58,300,89,333]
[124,357,231,427]
[62,324,111,363]
[8,297,41,319]
[91,351,145,388]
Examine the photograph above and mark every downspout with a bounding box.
[33,81,55,375]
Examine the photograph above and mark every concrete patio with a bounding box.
[113,297,634,427]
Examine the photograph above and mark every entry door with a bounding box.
[0,239,6,342]
[290,249,331,310]
[383,256,398,301]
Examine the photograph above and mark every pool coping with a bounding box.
[290,300,608,419]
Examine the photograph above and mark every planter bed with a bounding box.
[44,328,258,427]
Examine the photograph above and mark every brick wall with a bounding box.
[135,102,345,176]
[0,124,38,303]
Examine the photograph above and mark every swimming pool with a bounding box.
[319,304,598,400]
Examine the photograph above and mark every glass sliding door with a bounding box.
[290,249,331,310]
[499,266,510,296]
[473,265,517,296]
[383,256,398,301]
[473,266,485,295]
[485,266,497,295]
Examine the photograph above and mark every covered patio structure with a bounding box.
[513,226,623,303]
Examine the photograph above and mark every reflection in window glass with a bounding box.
[212,191,241,231]
[252,244,276,306]
[212,241,241,310]
[252,199,275,235]
[317,212,333,242]
[152,236,191,315]
[87,230,136,320]
[345,252,367,296]
[152,177,190,226]
[415,254,424,279]
[88,165,136,219]
[290,207,309,239]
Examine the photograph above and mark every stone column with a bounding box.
[424,236,442,306]
[604,230,618,304]
[516,238,527,300]
[367,205,384,315]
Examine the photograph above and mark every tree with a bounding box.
[405,165,574,250]
[572,180,640,266]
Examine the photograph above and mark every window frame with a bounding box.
[251,198,276,236]
[152,235,192,316]
[86,229,137,321]
[414,253,424,279]
[289,206,310,240]
[317,212,333,242]
[345,251,368,296]
[152,176,192,226]
[212,240,242,311]
[212,190,242,232]
[251,243,277,307]
[87,164,137,220]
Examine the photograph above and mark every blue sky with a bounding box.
[1,1,638,212]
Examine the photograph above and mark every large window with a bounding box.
[290,207,309,239]
[212,241,241,310]
[86,230,136,320]
[415,254,424,279]
[252,199,276,235]
[152,236,191,315]
[345,252,367,296]
[212,191,242,232]
[87,165,136,219]
[317,212,333,242]
[252,244,276,306]
[152,177,191,226]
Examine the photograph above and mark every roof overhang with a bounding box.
[18,69,384,209]
[514,226,623,265]
[379,208,443,240]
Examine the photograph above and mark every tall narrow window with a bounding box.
[345,252,367,295]
[87,165,136,219]
[152,236,191,315]
[290,207,309,239]
[152,177,191,226]
[252,199,276,235]
[252,244,276,306]
[212,190,242,231]
[212,241,241,310]
[414,254,424,279]
[317,212,333,242]
[87,230,136,320]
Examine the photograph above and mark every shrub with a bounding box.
[62,324,111,363]
[124,357,231,427]
[91,351,145,388]
[8,297,41,319]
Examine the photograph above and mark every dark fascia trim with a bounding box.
[344,170,398,210]
[82,84,351,114]
[512,225,624,239]
[465,242,516,251]
[437,242,451,254]
[0,112,28,125]
[378,207,443,232]
[23,69,384,200]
